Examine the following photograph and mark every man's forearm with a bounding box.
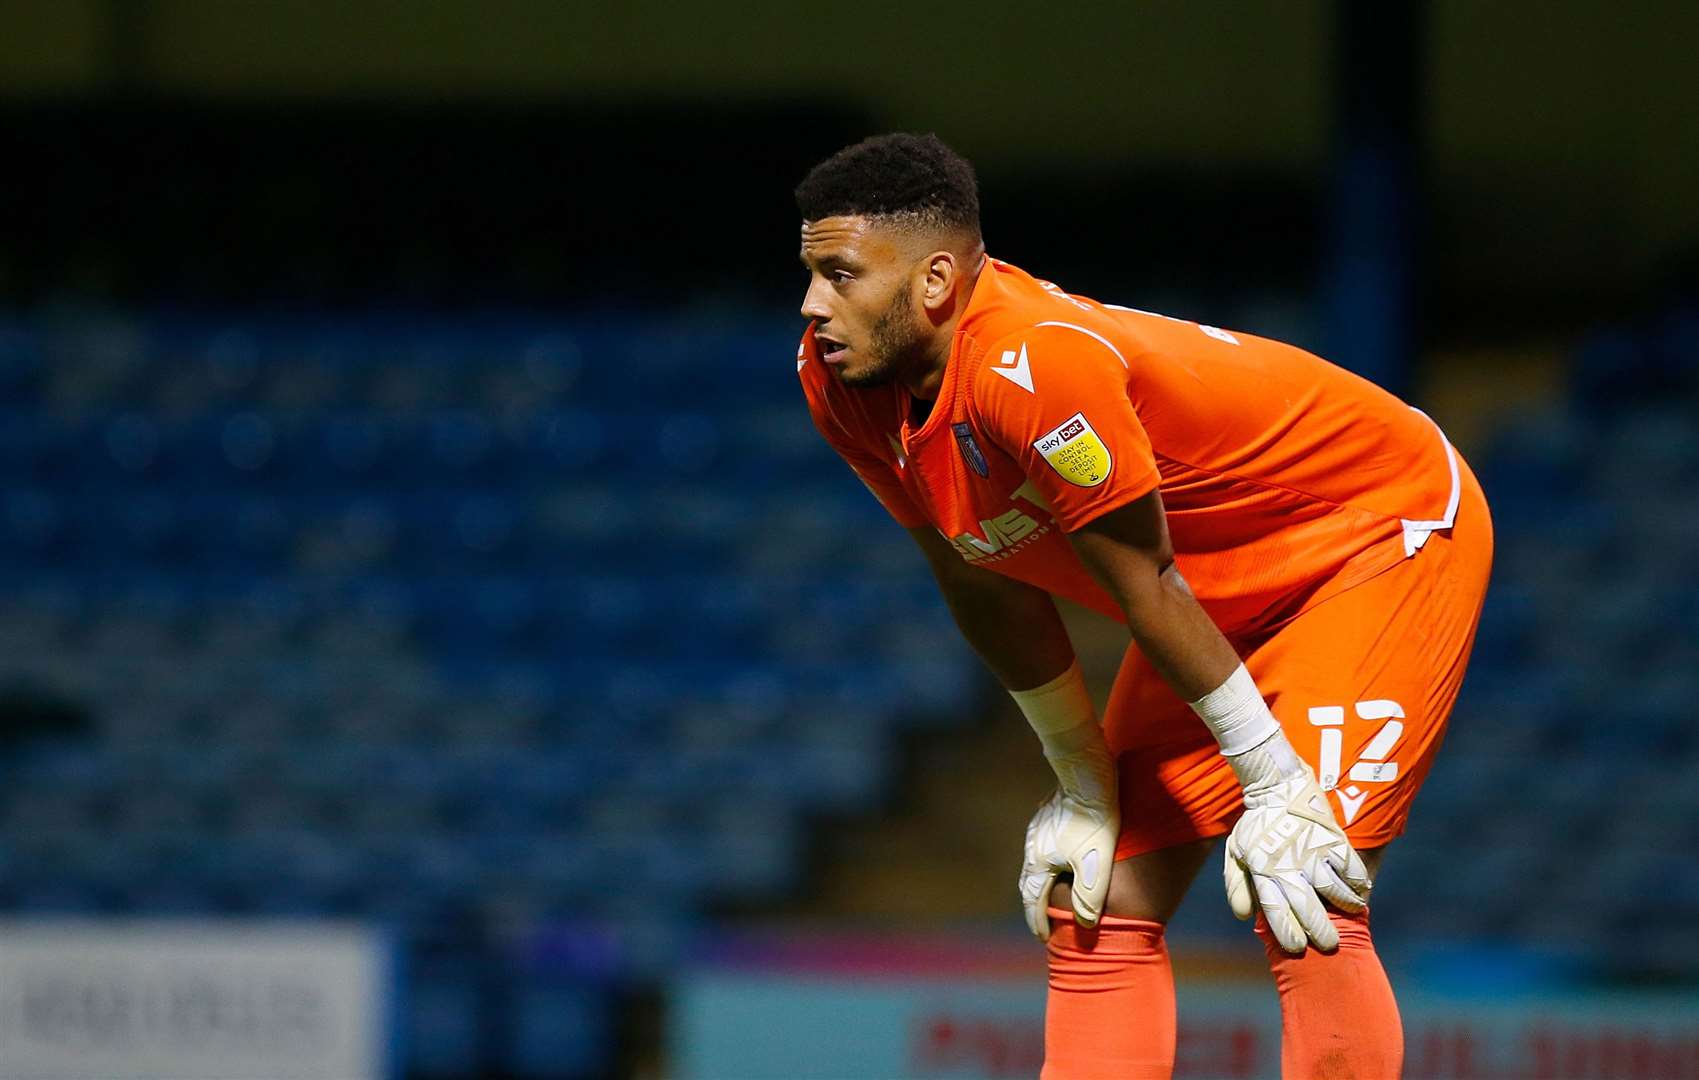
[1065,492,1242,704]
[1119,562,1243,702]
[936,570,1076,693]
[1067,494,1279,755]
[1112,561,1288,756]
[906,525,1075,692]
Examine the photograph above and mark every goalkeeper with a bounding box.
[793,134,1493,1079]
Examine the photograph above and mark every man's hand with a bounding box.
[1223,732,1372,953]
[1019,731,1119,942]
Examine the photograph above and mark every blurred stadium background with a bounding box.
[1,3,1696,1078]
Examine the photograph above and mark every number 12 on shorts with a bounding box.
[1307,700,1404,826]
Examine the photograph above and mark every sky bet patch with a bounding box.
[1034,412,1112,487]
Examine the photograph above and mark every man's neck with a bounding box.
[901,338,953,404]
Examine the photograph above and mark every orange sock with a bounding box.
[1043,907,1176,1080]
[1256,909,1404,1079]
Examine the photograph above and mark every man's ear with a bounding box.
[920,250,959,313]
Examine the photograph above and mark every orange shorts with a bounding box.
[1106,454,1494,860]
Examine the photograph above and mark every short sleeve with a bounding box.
[798,348,929,529]
[972,323,1160,531]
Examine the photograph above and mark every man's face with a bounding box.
[799,215,929,388]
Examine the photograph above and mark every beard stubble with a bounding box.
[837,283,928,389]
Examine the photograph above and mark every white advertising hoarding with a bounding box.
[0,921,393,1080]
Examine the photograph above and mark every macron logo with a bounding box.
[991,343,1034,393]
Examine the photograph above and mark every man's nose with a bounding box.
[800,277,832,321]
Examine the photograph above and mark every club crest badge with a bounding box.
[1033,412,1112,487]
[952,422,990,478]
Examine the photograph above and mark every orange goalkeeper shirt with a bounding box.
[797,257,1462,637]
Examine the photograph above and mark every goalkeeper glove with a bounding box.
[1018,719,1119,942]
[1222,729,1371,953]
[1188,664,1371,954]
[1009,662,1119,943]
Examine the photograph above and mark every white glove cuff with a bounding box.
[1188,663,1280,757]
[1009,661,1097,754]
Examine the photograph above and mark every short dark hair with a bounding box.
[795,133,980,237]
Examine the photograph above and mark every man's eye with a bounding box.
[832,270,854,284]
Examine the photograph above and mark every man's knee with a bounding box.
[1358,843,1387,882]
[1051,837,1216,925]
